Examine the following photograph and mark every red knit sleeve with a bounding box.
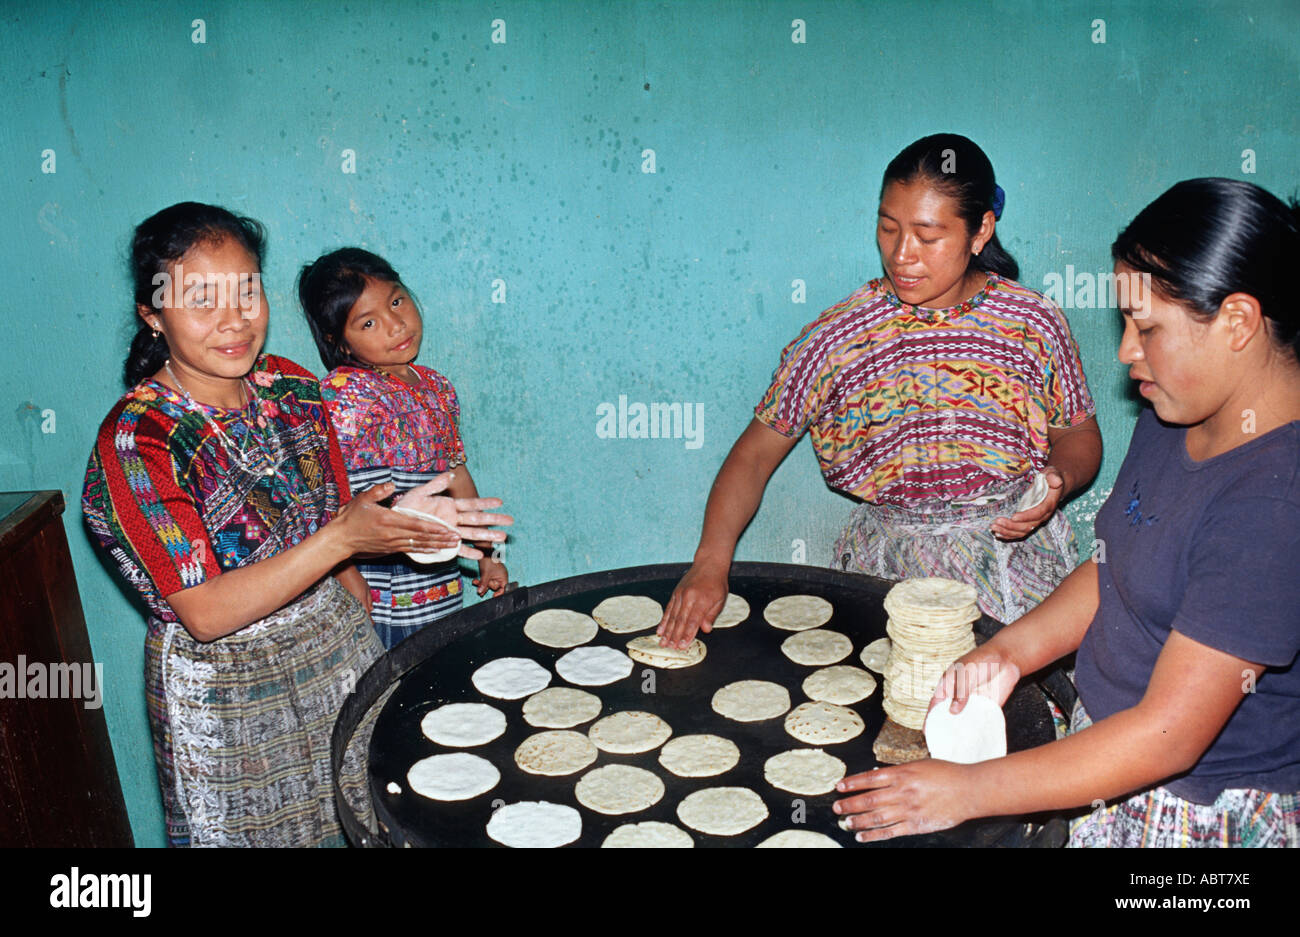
[326,416,353,506]
[89,398,220,600]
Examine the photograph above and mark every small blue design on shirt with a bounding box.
[1124,480,1159,527]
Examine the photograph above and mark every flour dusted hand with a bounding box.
[392,471,514,560]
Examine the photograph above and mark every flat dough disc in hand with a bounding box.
[924,693,1007,764]
[1015,471,1051,513]
[391,505,461,564]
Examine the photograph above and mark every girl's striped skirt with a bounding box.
[144,576,385,847]
[350,465,464,649]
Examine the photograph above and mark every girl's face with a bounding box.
[1115,262,1230,426]
[877,179,992,309]
[340,277,423,373]
[140,234,268,391]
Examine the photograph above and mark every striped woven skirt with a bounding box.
[1065,701,1300,847]
[351,465,464,649]
[144,576,385,847]
[359,556,462,650]
[831,473,1077,626]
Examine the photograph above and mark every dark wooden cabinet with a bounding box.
[0,490,133,846]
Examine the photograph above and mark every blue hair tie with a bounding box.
[991,184,1005,220]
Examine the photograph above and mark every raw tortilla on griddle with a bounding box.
[419,703,507,747]
[756,829,842,848]
[486,801,581,848]
[555,646,635,686]
[471,657,552,700]
[407,753,500,801]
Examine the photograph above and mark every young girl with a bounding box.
[299,249,507,649]
[835,178,1300,847]
[659,134,1101,646]
[82,203,510,846]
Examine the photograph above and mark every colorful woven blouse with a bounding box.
[320,364,466,473]
[82,354,352,624]
[755,273,1096,505]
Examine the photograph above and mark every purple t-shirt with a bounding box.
[1076,407,1300,804]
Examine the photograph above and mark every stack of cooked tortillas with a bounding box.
[880,577,979,731]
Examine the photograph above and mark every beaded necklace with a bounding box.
[164,359,280,476]
[372,362,421,387]
[162,360,309,529]
[884,272,998,322]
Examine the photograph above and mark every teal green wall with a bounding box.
[2,1,1296,846]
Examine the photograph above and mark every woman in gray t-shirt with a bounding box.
[834,178,1300,847]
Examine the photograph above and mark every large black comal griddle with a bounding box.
[332,562,1073,848]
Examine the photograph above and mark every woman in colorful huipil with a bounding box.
[299,249,509,650]
[82,203,510,846]
[658,134,1101,647]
